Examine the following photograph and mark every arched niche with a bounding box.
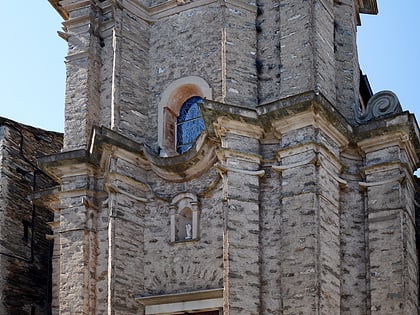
[169,193,200,243]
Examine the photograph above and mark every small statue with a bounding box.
[185,224,192,240]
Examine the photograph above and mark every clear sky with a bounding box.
[0,2,419,133]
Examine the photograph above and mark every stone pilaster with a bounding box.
[38,149,100,315]
[109,4,150,144]
[276,0,335,103]
[334,0,360,124]
[272,108,348,314]
[61,0,102,151]
[222,1,258,106]
[339,149,369,315]
[259,139,282,314]
[358,131,419,314]
[214,117,264,314]
[48,218,61,315]
[58,173,98,315]
[104,149,148,315]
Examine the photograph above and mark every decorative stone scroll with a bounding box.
[356,90,402,124]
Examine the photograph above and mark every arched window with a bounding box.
[158,76,212,156]
[176,96,205,154]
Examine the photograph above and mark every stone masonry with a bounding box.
[37,0,420,314]
[0,117,63,315]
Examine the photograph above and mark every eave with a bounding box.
[358,0,378,15]
[48,0,69,20]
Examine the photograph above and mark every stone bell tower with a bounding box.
[40,0,420,314]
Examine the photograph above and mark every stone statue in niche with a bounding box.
[185,224,192,240]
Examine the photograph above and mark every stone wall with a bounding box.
[0,117,62,315]
[43,0,420,314]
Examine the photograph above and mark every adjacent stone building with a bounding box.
[33,0,420,314]
[0,117,62,314]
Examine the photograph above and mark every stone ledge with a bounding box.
[136,288,223,305]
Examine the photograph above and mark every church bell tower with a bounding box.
[41,0,420,314]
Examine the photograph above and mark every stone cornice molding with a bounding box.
[52,0,256,24]
[272,108,349,150]
[105,171,150,194]
[320,159,348,188]
[215,163,265,177]
[272,154,317,173]
[118,0,256,22]
[273,143,347,186]
[38,149,95,183]
[357,131,419,172]
[59,0,92,12]
[361,161,408,177]
[144,132,218,182]
[358,174,406,189]
[201,92,352,149]
[356,0,378,15]
[353,0,378,26]
[56,190,98,201]
[104,181,149,203]
[214,116,264,140]
[89,126,149,166]
[276,142,342,166]
[65,51,101,63]
[216,148,262,165]
[62,15,94,30]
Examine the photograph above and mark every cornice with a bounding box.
[118,0,256,22]
[357,0,378,15]
[357,131,419,173]
[144,132,218,182]
[355,112,420,171]
[202,91,351,150]
[51,0,256,23]
[214,116,264,140]
[271,108,349,150]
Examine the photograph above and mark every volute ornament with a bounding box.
[356,90,402,124]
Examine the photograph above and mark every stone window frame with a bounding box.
[158,76,212,157]
[169,192,200,243]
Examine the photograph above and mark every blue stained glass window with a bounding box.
[176,96,205,154]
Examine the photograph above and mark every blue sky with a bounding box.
[0,2,419,133]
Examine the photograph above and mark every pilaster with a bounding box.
[214,117,264,314]
[58,175,99,315]
[61,0,102,151]
[276,0,336,104]
[272,107,348,314]
[104,180,146,315]
[222,0,258,106]
[334,0,360,124]
[339,148,369,315]
[358,131,419,314]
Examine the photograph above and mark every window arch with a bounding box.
[158,76,212,156]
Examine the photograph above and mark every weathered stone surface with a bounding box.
[30,0,420,314]
[0,118,62,315]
